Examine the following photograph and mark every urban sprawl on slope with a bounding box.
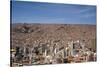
[11,24,96,66]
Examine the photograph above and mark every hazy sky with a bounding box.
[11,1,96,24]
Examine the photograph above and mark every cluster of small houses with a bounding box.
[11,40,96,66]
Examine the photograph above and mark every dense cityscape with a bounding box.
[11,24,96,67]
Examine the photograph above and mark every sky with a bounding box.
[11,1,96,25]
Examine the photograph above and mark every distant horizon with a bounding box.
[12,22,96,25]
[11,1,96,25]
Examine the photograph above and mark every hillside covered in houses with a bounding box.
[11,23,96,66]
